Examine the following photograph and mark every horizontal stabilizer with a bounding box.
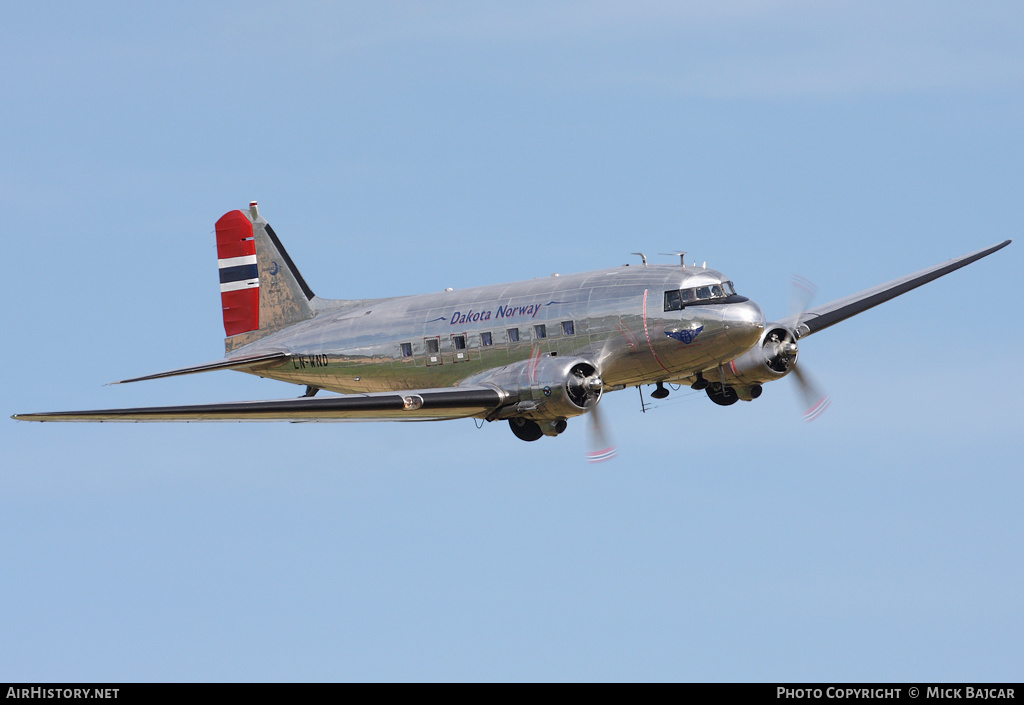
[110,352,289,385]
[13,387,506,423]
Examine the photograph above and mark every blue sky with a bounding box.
[3,1,1022,681]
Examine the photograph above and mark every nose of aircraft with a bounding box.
[725,299,765,348]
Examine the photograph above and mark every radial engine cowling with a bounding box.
[718,325,800,387]
[478,355,604,421]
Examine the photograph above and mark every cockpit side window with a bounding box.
[664,290,682,312]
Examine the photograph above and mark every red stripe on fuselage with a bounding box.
[642,289,672,374]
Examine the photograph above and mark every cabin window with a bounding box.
[481,331,493,346]
[426,338,440,354]
[534,324,547,339]
[562,320,575,336]
[400,342,413,357]
[507,328,520,343]
[451,333,468,362]
[664,290,682,311]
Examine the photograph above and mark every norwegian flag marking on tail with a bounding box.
[215,210,259,336]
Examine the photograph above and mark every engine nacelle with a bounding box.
[473,355,603,421]
[718,325,799,387]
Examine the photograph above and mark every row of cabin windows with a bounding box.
[663,281,737,311]
[399,321,577,357]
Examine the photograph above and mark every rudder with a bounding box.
[216,210,260,336]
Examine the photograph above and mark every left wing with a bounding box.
[12,386,506,423]
[781,240,1011,337]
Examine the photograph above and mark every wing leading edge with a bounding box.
[13,387,506,423]
[782,240,1011,337]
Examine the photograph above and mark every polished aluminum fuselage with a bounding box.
[235,264,765,395]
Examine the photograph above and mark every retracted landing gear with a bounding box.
[706,382,739,406]
[508,417,568,441]
[508,417,543,441]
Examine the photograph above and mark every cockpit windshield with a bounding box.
[664,281,736,311]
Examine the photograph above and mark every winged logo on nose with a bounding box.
[665,326,704,344]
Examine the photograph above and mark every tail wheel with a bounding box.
[509,417,543,441]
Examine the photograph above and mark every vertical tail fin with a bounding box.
[215,203,316,352]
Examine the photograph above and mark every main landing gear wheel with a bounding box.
[509,417,543,441]
[706,382,739,406]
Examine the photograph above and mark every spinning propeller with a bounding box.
[585,400,617,463]
[785,274,831,421]
[568,367,617,463]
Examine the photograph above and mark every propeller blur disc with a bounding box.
[585,401,617,463]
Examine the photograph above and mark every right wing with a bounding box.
[12,386,506,423]
[780,240,1011,337]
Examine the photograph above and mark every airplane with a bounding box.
[13,202,1011,462]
